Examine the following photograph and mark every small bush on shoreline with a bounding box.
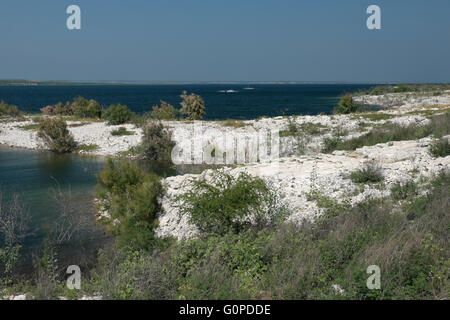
[180,91,205,120]
[150,101,181,120]
[349,162,384,184]
[102,104,133,125]
[334,95,358,114]
[176,170,287,236]
[37,118,76,154]
[135,122,175,161]
[0,101,21,118]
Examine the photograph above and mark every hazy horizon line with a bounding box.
[1,79,449,85]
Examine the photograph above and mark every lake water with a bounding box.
[0,145,218,272]
[0,84,374,120]
[0,146,108,271]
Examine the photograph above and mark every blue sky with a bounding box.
[0,0,449,82]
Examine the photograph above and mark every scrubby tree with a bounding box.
[150,100,181,120]
[37,117,76,153]
[41,97,102,118]
[137,122,175,161]
[334,95,358,114]
[96,159,162,250]
[103,104,133,125]
[180,91,205,120]
[72,96,102,118]
[0,101,21,117]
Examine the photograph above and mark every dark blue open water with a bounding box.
[0,84,373,120]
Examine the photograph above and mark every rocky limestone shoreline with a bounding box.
[1,93,449,240]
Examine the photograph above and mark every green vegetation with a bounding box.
[334,95,358,114]
[356,84,450,96]
[349,162,384,184]
[41,96,102,119]
[134,122,175,161]
[149,100,181,120]
[0,194,28,287]
[37,117,76,154]
[322,137,339,153]
[111,127,134,136]
[18,123,40,131]
[2,168,449,300]
[96,160,162,251]
[180,91,205,120]
[176,170,286,236]
[279,117,301,137]
[88,171,449,300]
[322,112,450,153]
[351,112,395,122]
[430,138,450,158]
[0,101,21,118]
[280,119,327,137]
[102,104,134,125]
[391,180,418,200]
[222,119,247,128]
[75,144,100,153]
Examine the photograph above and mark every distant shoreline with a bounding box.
[0,80,432,86]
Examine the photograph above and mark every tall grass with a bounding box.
[87,171,449,300]
[323,112,450,153]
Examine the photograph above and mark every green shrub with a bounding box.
[334,95,358,114]
[322,137,339,153]
[180,91,205,120]
[47,97,102,118]
[176,170,286,235]
[53,102,72,116]
[96,159,162,250]
[103,104,133,125]
[0,101,21,117]
[150,101,181,120]
[391,180,418,200]
[111,127,134,136]
[37,117,76,153]
[136,122,174,161]
[430,138,450,158]
[71,96,102,118]
[370,86,384,96]
[349,162,384,184]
